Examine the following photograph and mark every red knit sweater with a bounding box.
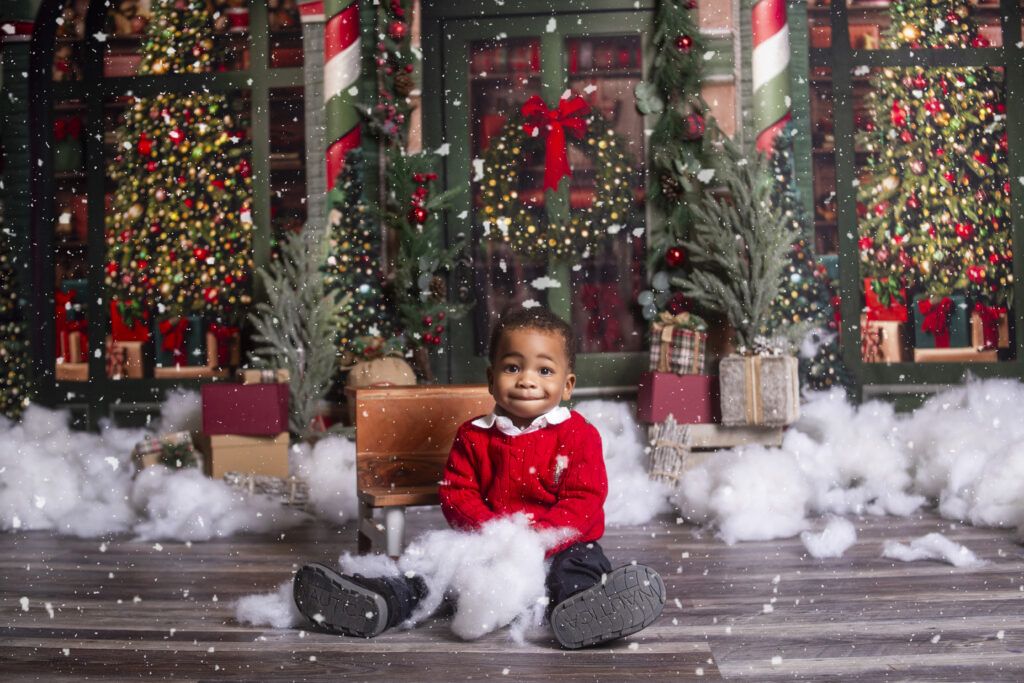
[439,411,607,556]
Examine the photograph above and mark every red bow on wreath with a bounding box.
[918,297,953,348]
[54,117,81,141]
[521,94,591,192]
[159,317,191,365]
[208,323,239,368]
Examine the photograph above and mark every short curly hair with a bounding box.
[488,307,576,372]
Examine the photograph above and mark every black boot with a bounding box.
[549,564,666,649]
[293,563,426,637]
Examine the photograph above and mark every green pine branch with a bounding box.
[247,228,350,439]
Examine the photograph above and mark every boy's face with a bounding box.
[486,327,576,428]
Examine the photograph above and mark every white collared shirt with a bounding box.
[472,405,571,437]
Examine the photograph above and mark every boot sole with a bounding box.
[292,563,389,637]
[550,564,666,649]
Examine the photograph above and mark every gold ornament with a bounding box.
[900,24,921,43]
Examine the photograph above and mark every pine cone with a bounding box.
[660,173,682,203]
[394,73,415,97]
[429,275,447,300]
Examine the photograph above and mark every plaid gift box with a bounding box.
[648,312,707,375]
[131,432,202,471]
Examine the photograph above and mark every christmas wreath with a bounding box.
[477,94,637,260]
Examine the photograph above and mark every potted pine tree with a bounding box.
[672,134,800,427]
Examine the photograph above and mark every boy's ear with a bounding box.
[485,365,495,393]
[561,373,576,401]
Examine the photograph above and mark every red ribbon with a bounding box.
[974,302,1006,350]
[208,323,239,367]
[918,297,953,348]
[159,317,191,365]
[521,94,591,192]
[54,117,81,141]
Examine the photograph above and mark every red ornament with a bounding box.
[874,201,890,217]
[665,246,686,267]
[674,34,694,53]
[943,171,956,184]
[138,133,152,156]
[955,222,975,240]
[387,20,408,41]
[907,195,921,209]
[900,129,914,144]
[682,113,705,141]
[238,159,252,178]
[967,266,986,283]
[169,127,185,144]
[890,101,906,127]
[409,206,428,224]
[858,237,873,252]
[146,160,157,172]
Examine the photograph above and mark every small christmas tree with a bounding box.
[248,228,349,439]
[323,150,399,357]
[0,219,32,420]
[673,133,796,352]
[766,125,852,390]
[857,0,1010,307]
[105,0,254,325]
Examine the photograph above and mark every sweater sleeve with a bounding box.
[531,417,607,540]
[439,424,500,531]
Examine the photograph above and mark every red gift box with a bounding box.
[201,383,290,435]
[636,372,720,424]
[110,301,150,342]
[864,277,908,322]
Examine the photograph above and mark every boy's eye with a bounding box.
[504,364,519,373]
[539,367,554,376]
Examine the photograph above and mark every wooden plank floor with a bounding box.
[2,508,1023,681]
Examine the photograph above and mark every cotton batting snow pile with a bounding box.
[0,396,306,541]
[575,400,673,526]
[882,532,988,568]
[673,376,1024,549]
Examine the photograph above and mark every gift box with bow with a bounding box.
[913,294,969,349]
[648,311,708,375]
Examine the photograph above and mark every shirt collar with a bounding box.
[472,405,571,437]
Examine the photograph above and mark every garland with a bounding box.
[477,105,637,261]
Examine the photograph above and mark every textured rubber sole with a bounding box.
[550,564,666,649]
[292,563,389,638]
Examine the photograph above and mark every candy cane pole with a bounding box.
[751,0,791,153]
[324,0,361,189]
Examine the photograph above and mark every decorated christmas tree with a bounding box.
[322,150,398,357]
[105,0,254,326]
[0,219,32,420]
[766,126,851,391]
[857,0,1010,308]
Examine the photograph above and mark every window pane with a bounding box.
[855,65,1014,363]
[809,65,837,254]
[564,34,646,353]
[53,98,89,383]
[268,0,304,68]
[270,87,307,238]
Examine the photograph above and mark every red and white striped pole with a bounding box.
[323,0,362,189]
[751,0,791,153]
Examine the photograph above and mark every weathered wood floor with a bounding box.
[2,508,1023,681]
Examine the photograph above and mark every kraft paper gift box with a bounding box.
[238,368,291,385]
[648,312,707,375]
[718,354,800,428]
[636,372,719,424]
[970,307,1010,350]
[860,313,909,363]
[201,383,290,435]
[198,432,290,479]
[913,348,999,363]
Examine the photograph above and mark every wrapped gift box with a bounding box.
[60,329,88,364]
[110,300,150,342]
[648,312,707,375]
[155,315,206,368]
[59,279,88,321]
[131,432,202,471]
[201,383,290,435]
[970,308,1010,350]
[860,314,909,363]
[53,117,83,172]
[206,325,242,369]
[719,354,800,428]
[636,372,719,424]
[55,362,88,381]
[106,336,148,379]
[913,348,999,363]
[913,294,969,349]
[239,368,291,385]
[864,277,908,322]
[198,432,290,479]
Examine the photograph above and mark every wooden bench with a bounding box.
[347,383,495,556]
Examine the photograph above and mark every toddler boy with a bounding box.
[293,308,665,648]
